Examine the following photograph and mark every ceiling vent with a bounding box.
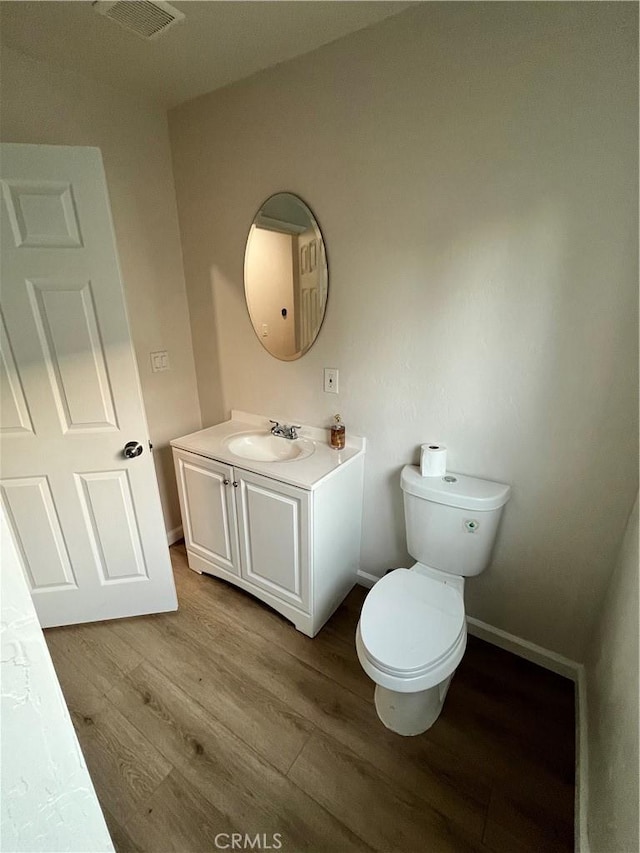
[93,1,185,41]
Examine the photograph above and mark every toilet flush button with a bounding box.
[465,520,479,533]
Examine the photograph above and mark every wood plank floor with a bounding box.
[45,544,575,853]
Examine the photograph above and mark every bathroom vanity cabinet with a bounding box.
[171,413,365,637]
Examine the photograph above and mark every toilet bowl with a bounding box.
[356,565,467,735]
[356,465,511,735]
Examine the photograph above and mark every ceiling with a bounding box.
[0,0,414,108]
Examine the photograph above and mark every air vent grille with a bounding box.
[94,1,184,40]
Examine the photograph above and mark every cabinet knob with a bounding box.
[223,478,230,486]
[232,481,239,488]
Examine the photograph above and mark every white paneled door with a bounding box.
[0,143,177,627]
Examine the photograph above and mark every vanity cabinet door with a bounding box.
[173,449,240,576]
[235,470,310,612]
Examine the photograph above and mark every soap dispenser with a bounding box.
[330,414,346,450]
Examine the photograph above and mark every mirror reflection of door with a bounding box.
[244,193,328,361]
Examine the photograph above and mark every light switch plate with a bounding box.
[150,350,169,372]
[324,367,339,394]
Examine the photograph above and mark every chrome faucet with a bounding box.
[269,420,301,440]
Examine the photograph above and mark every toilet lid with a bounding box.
[360,569,465,676]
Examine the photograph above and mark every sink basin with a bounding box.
[224,431,315,463]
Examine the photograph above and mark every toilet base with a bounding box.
[374,676,453,736]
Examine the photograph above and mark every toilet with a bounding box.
[356,465,510,736]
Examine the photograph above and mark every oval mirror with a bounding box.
[244,192,328,361]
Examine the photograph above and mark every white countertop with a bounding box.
[170,411,366,491]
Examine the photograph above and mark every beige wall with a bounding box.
[169,2,638,660]
[586,494,639,852]
[0,46,202,534]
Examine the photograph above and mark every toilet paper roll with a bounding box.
[420,443,447,477]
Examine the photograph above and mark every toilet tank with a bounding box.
[400,466,510,577]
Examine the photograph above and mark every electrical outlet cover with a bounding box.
[324,367,339,393]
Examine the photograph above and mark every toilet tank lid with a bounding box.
[401,465,511,511]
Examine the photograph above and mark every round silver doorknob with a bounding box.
[123,441,143,459]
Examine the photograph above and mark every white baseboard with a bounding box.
[167,525,183,546]
[575,665,589,853]
[350,570,589,853]
[355,575,588,849]
[356,578,581,678]
[466,616,580,680]
[459,618,589,850]
[356,569,380,588]
[467,618,589,851]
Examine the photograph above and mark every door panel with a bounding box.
[0,311,34,434]
[26,278,118,431]
[174,450,240,576]
[0,476,76,591]
[236,470,310,610]
[2,179,83,248]
[75,470,148,583]
[0,143,177,627]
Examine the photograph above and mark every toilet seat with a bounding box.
[357,568,466,691]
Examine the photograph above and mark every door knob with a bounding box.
[123,441,143,459]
